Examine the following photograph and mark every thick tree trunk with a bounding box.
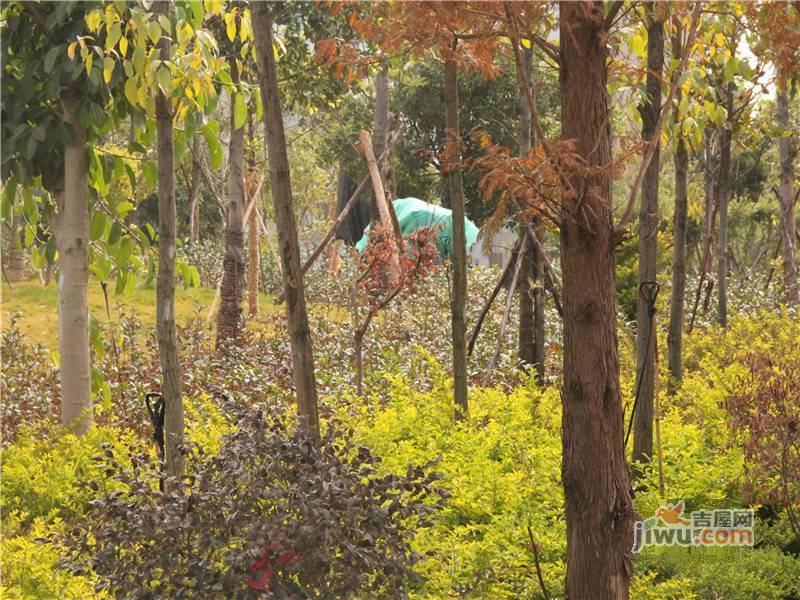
[56,97,92,434]
[717,81,734,327]
[188,136,202,245]
[444,55,468,420]
[559,4,634,598]
[667,37,689,395]
[154,0,184,487]
[633,5,664,467]
[777,81,799,305]
[253,1,320,440]
[216,62,246,348]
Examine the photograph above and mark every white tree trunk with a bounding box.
[56,98,92,434]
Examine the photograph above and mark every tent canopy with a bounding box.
[355,197,479,260]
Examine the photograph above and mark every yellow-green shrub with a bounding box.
[1,516,107,600]
[1,424,139,528]
[345,365,565,599]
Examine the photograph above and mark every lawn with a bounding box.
[1,279,263,348]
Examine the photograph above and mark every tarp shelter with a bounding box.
[355,197,479,260]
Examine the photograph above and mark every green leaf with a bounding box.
[89,211,107,241]
[157,66,172,96]
[116,237,133,268]
[143,161,158,189]
[218,70,233,88]
[44,46,60,73]
[125,163,137,191]
[148,21,162,44]
[254,88,263,121]
[1,176,18,220]
[723,57,738,82]
[202,121,222,169]
[133,47,146,74]
[108,221,122,246]
[93,253,112,282]
[115,269,128,294]
[233,93,246,130]
[116,201,135,217]
[125,77,138,107]
[107,21,122,51]
[90,317,104,357]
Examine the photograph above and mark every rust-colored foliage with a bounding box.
[727,353,800,539]
[360,223,439,312]
[745,2,800,81]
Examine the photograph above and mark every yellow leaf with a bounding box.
[85,52,93,76]
[273,42,278,60]
[714,32,725,47]
[103,57,114,83]
[67,42,77,60]
[520,38,531,49]
[225,12,236,42]
[124,77,138,106]
[85,10,102,33]
[119,36,128,57]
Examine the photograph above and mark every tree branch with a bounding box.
[615,0,703,235]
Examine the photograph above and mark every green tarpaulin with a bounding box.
[355,197,479,260]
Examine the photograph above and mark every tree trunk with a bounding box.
[216,61,246,348]
[717,80,734,327]
[777,80,799,305]
[373,60,390,167]
[247,115,260,316]
[369,60,390,223]
[633,4,664,468]
[56,96,92,435]
[248,199,260,316]
[517,47,536,372]
[444,55,468,420]
[667,27,689,395]
[154,0,184,487]
[559,4,634,598]
[2,214,25,282]
[253,1,320,440]
[188,136,202,244]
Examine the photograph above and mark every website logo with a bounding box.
[632,500,754,553]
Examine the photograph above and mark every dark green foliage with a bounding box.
[0,1,121,189]
[62,403,446,599]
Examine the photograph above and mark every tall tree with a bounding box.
[716,75,734,327]
[517,47,542,380]
[559,3,634,596]
[186,136,203,244]
[247,138,260,317]
[633,3,664,467]
[776,79,799,306]
[154,0,184,485]
[444,50,469,420]
[56,96,93,434]
[216,60,246,348]
[667,21,690,393]
[252,0,320,440]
